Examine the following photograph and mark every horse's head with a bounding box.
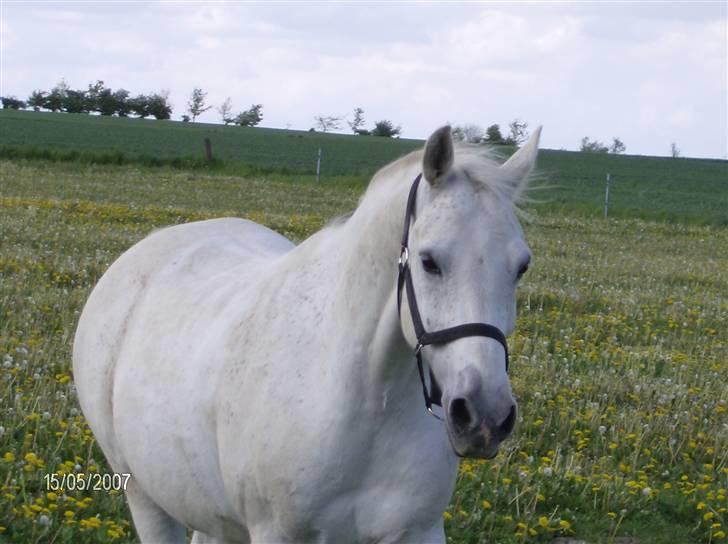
[400,125,539,459]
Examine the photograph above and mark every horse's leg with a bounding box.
[125,479,186,543]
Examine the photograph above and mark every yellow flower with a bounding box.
[705,512,715,521]
[80,516,103,530]
[443,511,452,521]
[538,516,549,528]
[481,500,492,510]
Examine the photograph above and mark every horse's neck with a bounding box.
[326,171,421,403]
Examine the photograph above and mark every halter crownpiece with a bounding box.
[397,173,510,418]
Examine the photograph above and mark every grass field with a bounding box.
[1,109,726,225]
[0,156,726,543]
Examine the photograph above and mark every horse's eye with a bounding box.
[517,261,529,279]
[421,254,441,275]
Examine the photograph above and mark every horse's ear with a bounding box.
[500,126,541,200]
[423,126,454,184]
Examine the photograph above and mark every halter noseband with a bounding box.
[397,173,510,418]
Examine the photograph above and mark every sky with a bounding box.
[1,1,726,159]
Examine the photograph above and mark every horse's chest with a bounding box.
[220,411,457,541]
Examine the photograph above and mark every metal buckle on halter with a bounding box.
[427,405,443,420]
[414,342,423,356]
[398,246,409,270]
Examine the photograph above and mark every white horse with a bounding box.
[73,125,540,543]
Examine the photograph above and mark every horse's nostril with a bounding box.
[449,397,474,432]
[496,404,517,439]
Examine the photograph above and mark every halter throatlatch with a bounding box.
[397,174,510,418]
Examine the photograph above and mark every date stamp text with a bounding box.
[44,472,131,492]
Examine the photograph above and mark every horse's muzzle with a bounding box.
[446,399,517,459]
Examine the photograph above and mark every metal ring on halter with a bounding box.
[427,405,443,420]
[398,246,409,269]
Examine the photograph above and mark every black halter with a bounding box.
[397,173,510,418]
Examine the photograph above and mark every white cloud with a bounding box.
[0,1,725,158]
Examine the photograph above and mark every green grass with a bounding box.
[1,109,726,225]
[0,160,726,543]
[535,151,728,226]
[0,109,423,177]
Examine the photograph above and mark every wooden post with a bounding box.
[604,173,612,218]
[316,147,322,182]
[203,138,213,162]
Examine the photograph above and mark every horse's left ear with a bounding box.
[500,126,541,200]
[423,126,454,185]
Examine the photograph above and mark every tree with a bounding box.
[218,97,234,125]
[86,80,107,113]
[580,136,609,153]
[27,90,47,111]
[371,120,401,138]
[147,91,173,120]
[505,119,529,146]
[96,87,121,116]
[44,80,70,112]
[129,94,149,118]
[348,107,365,134]
[314,115,342,132]
[187,88,212,122]
[235,104,263,127]
[63,89,88,114]
[671,142,680,158]
[1,96,26,109]
[485,124,504,144]
[113,89,132,117]
[610,137,626,154]
[453,124,484,143]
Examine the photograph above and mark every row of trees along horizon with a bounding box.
[0,80,400,137]
[2,79,658,154]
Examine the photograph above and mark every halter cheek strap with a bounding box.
[396,174,510,418]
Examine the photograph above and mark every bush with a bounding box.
[1,96,26,110]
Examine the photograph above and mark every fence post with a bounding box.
[316,147,322,182]
[604,173,612,218]
[203,138,213,162]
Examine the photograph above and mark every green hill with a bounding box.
[1,109,726,224]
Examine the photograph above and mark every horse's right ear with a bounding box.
[423,126,454,184]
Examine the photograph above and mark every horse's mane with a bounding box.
[326,143,532,231]
[366,143,524,202]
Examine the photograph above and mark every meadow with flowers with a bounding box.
[0,158,726,543]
